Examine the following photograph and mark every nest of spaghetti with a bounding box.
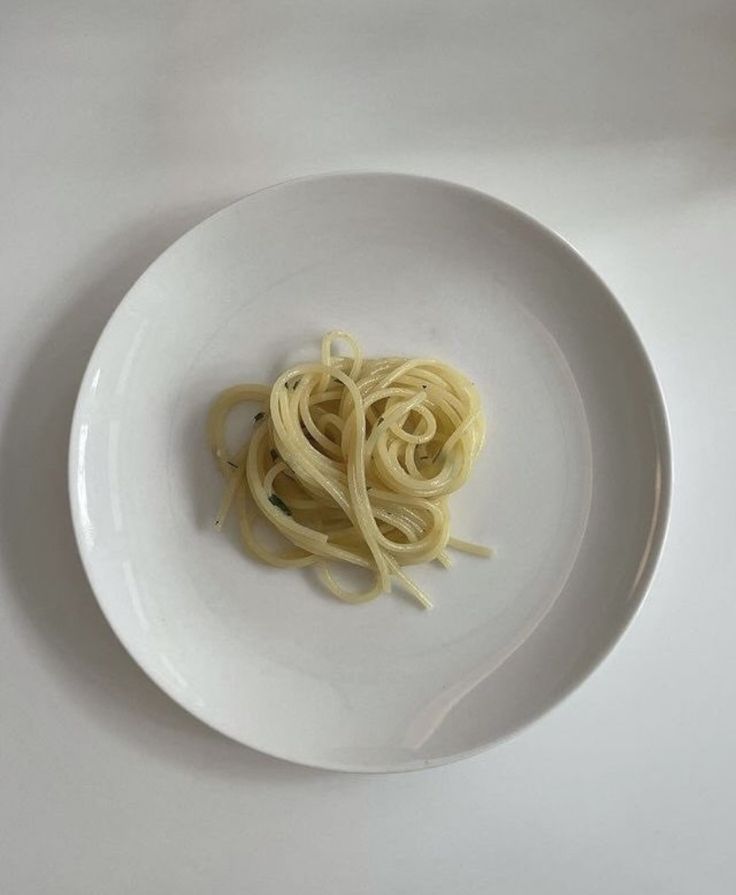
[208,332,489,609]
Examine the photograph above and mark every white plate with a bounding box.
[69,173,671,772]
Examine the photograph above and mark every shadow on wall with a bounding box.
[0,199,324,784]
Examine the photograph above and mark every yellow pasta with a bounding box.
[208,331,490,608]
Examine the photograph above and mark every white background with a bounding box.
[2,1,735,892]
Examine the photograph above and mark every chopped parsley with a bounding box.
[268,493,292,516]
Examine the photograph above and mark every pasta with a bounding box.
[208,331,490,608]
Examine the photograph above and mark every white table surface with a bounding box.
[2,2,735,892]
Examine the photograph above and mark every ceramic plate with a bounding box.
[69,173,671,771]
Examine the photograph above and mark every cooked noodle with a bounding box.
[208,331,490,609]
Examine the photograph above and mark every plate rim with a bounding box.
[68,170,673,772]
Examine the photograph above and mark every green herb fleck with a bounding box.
[254,411,266,422]
[270,449,279,462]
[268,493,292,516]
[226,460,238,469]
[377,417,384,425]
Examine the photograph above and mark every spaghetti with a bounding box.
[208,331,490,608]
